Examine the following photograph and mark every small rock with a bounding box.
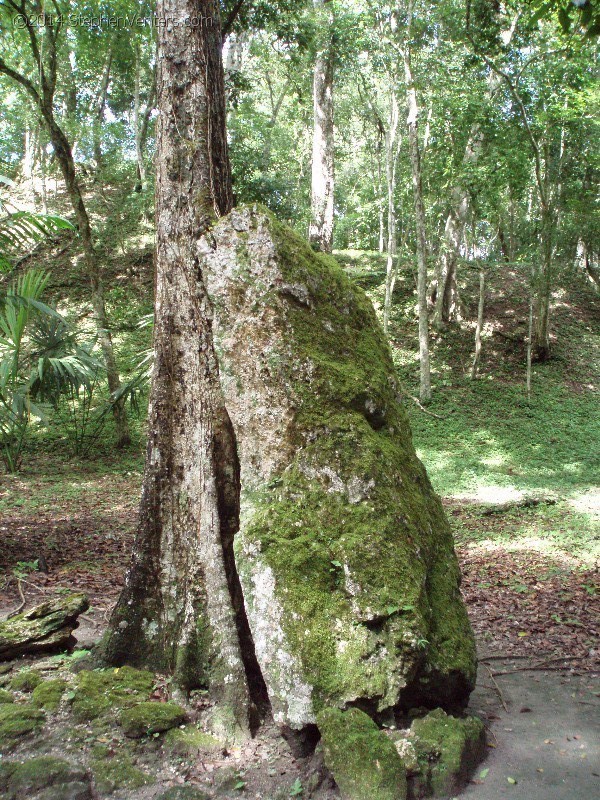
[317,707,407,800]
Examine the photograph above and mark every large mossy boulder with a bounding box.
[318,707,406,800]
[202,207,476,730]
[0,594,89,661]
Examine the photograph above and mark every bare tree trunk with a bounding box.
[44,115,130,446]
[309,0,335,253]
[471,268,485,379]
[93,44,113,171]
[135,68,157,193]
[403,25,431,403]
[100,0,257,741]
[22,124,34,180]
[533,200,553,360]
[37,127,48,215]
[262,74,290,169]
[383,92,400,334]
[133,43,146,192]
[0,29,129,448]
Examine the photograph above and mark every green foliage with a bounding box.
[0,269,99,471]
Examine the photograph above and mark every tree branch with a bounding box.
[222,0,247,39]
[0,55,41,107]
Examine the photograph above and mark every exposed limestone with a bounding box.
[0,595,89,661]
[201,206,477,730]
[317,707,406,800]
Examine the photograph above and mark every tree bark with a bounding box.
[309,0,335,253]
[403,26,431,403]
[99,0,257,741]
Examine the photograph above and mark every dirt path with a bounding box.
[464,660,600,800]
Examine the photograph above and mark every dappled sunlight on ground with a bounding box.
[568,487,600,519]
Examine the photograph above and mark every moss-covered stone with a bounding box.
[202,207,477,728]
[156,788,211,800]
[163,725,223,757]
[120,701,188,738]
[317,707,406,800]
[0,594,89,661]
[0,756,89,799]
[408,708,486,797]
[71,666,155,721]
[0,688,14,703]
[90,753,150,794]
[0,703,44,748]
[10,669,43,692]
[31,679,68,711]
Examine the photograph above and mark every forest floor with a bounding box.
[0,238,598,798]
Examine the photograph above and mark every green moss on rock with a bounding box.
[163,725,223,756]
[409,708,486,796]
[204,207,477,727]
[91,753,150,794]
[32,679,68,711]
[10,670,42,692]
[71,666,154,721]
[317,707,406,800]
[0,703,44,748]
[0,756,88,800]
[0,688,14,703]
[120,701,188,738]
[156,787,211,800]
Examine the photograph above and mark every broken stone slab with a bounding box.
[0,594,89,661]
[0,756,92,800]
[202,206,477,730]
[317,707,407,800]
[394,708,486,797]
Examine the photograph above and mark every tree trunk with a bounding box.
[93,44,113,171]
[383,93,399,335]
[99,0,257,741]
[133,43,146,192]
[403,41,431,403]
[309,0,335,253]
[135,68,157,193]
[43,111,130,447]
[533,201,552,361]
[471,268,485,379]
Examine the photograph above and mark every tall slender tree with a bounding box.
[0,4,130,446]
[309,0,335,252]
